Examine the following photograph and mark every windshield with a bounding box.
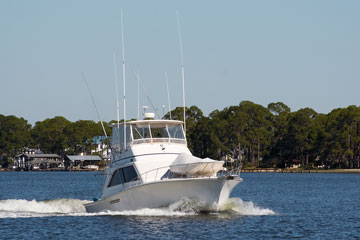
[167,125,185,139]
[131,123,185,140]
[151,127,169,138]
[132,125,151,139]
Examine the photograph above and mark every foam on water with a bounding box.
[219,198,276,215]
[0,197,275,218]
[0,199,90,218]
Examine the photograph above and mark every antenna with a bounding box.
[165,72,172,120]
[132,71,161,118]
[137,72,140,120]
[113,54,120,127]
[121,8,126,149]
[140,81,161,119]
[81,72,108,138]
[176,11,186,133]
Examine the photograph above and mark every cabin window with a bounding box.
[150,126,169,138]
[132,125,151,139]
[168,125,185,139]
[122,166,139,182]
[108,170,124,187]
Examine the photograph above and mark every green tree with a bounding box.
[64,120,104,155]
[209,101,273,167]
[266,102,291,167]
[164,106,204,152]
[0,115,32,157]
[237,101,273,167]
[189,117,225,159]
[282,108,319,167]
[31,116,71,156]
[321,106,360,168]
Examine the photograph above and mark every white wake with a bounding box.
[218,198,276,215]
[0,199,90,218]
[0,198,275,218]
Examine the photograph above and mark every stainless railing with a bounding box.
[110,138,187,156]
[132,138,186,145]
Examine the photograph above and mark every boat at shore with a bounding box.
[85,118,242,212]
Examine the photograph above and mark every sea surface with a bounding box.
[0,171,359,239]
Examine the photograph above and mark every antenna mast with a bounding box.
[137,72,140,120]
[165,72,172,120]
[113,54,120,126]
[121,8,126,149]
[176,11,186,133]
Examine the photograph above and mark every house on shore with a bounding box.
[64,155,102,170]
[90,136,110,160]
[14,153,63,170]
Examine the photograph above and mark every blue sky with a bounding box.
[1,0,359,125]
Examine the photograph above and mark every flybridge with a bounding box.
[111,120,187,152]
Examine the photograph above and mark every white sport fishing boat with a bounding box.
[85,115,242,212]
[85,10,242,213]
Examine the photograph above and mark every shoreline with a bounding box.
[1,168,360,173]
[0,168,102,172]
[241,168,360,173]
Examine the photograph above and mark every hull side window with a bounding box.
[108,170,124,187]
[122,166,139,182]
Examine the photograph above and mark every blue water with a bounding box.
[0,172,359,239]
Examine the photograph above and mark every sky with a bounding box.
[1,0,360,125]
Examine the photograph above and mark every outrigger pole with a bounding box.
[176,11,186,133]
[121,8,127,148]
[81,72,108,138]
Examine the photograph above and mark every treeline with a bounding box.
[166,102,360,169]
[1,101,360,169]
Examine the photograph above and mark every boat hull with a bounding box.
[85,177,242,213]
